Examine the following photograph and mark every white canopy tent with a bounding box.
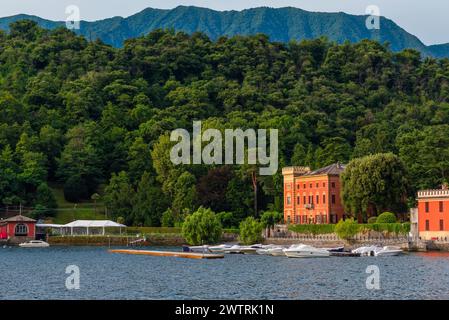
[35,220,126,236]
[63,220,126,236]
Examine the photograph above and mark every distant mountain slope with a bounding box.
[0,6,448,57]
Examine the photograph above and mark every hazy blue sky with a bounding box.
[1,1,447,45]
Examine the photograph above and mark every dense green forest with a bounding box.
[2,6,448,57]
[1,20,449,226]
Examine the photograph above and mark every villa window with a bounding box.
[331,182,336,188]
[440,219,444,231]
[303,196,306,204]
[323,194,326,204]
[440,201,444,212]
[14,223,28,236]
[425,202,429,213]
[316,195,319,204]
[425,220,430,231]
[287,196,291,205]
[331,194,336,204]
[297,196,300,205]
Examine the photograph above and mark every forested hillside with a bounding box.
[1,20,449,226]
[1,6,449,57]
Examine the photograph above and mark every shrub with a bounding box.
[239,217,263,244]
[364,223,410,235]
[181,207,222,245]
[335,218,360,240]
[376,212,397,223]
[367,216,378,224]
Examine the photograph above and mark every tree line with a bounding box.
[1,20,449,225]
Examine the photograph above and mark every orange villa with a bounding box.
[282,163,346,225]
[417,186,449,241]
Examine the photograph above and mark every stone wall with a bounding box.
[266,230,413,250]
[266,237,410,251]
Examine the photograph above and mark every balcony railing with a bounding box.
[304,204,314,209]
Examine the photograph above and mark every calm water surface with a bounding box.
[1,246,449,300]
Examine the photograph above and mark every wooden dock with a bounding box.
[109,249,224,259]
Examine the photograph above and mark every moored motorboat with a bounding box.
[256,244,277,255]
[283,244,330,258]
[239,246,258,254]
[351,245,379,256]
[323,246,345,253]
[19,240,50,248]
[225,245,244,254]
[374,246,403,256]
[267,246,285,256]
[208,244,232,253]
[182,245,210,253]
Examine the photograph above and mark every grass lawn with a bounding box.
[49,184,107,224]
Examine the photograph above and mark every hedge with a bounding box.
[288,223,410,236]
[125,227,239,235]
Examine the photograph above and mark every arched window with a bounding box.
[15,223,28,236]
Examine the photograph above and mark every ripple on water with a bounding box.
[1,247,449,299]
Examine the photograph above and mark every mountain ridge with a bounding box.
[0,5,448,58]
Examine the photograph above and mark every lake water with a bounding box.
[1,246,449,300]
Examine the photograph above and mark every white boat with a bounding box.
[256,244,277,255]
[182,245,210,253]
[256,248,271,255]
[19,240,50,248]
[239,246,259,254]
[351,245,380,256]
[225,245,243,254]
[374,246,403,257]
[267,247,286,256]
[208,244,232,253]
[283,244,330,258]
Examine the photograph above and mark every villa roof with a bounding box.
[1,215,36,223]
[304,163,346,176]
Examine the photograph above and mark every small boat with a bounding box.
[351,245,379,256]
[239,246,258,254]
[256,244,277,255]
[374,246,403,257]
[267,247,286,256]
[208,244,232,253]
[323,246,345,253]
[182,245,210,253]
[283,244,330,258]
[256,248,270,255]
[225,245,244,254]
[19,240,50,248]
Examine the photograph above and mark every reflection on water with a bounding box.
[1,246,449,300]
